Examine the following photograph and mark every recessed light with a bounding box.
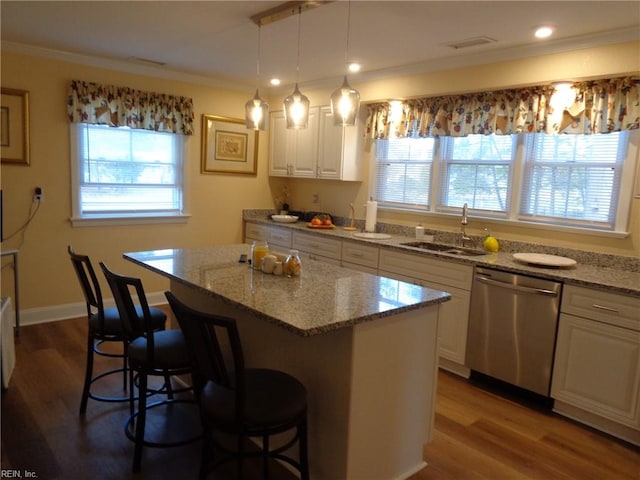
[534,25,555,39]
[348,63,361,73]
[270,78,281,86]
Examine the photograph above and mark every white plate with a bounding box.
[352,232,392,240]
[513,253,577,267]
[271,215,299,223]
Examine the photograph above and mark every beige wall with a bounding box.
[1,41,639,319]
[0,51,275,313]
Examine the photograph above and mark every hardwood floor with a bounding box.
[2,315,638,480]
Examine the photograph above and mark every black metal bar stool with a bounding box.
[165,291,309,480]
[100,263,200,472]
[68,246,167,414]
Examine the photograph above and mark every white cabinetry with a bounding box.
[292,231,342,265]
[316,106,364,181]
[551,285,640,445]
[269,108,319,177]
[244,222,292,253]
[378,249,473,376]
[269,106,363,180]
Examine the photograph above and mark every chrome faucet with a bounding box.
[460,203,472,247]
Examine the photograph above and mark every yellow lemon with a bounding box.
[483,236,499,253]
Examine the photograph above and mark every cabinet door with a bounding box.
[290,107,319,177]
[379,269,471,367]
[551,313,640,430]
[317,106,364,181]
[317,107,344,179]
[269,111,293,176]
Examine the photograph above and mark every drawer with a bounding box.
[561,285,640,331]
[245,222,267,241]
[267,228,292,249]
[378,249,473,290]
[341,241,379,269]
[293,232,342,260]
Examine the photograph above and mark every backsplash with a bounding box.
[243,209,640,273]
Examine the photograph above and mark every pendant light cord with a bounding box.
[295,5,302,83]
[344,0,351,66]
[256,24,261,84]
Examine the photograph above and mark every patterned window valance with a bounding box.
[366,76,640,139]
[67,80,195,135]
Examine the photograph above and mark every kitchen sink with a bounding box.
[401,241,487,257]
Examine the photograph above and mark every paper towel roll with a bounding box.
[365,200,377,232]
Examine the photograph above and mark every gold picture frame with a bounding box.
[201,114,258,175]
[1,88,30,165]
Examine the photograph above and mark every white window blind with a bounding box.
[74,123,183,218]
[438,134,514,216]
[519,132,626,229]
[373,137,435,210]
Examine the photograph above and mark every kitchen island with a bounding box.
[124,244,451,480]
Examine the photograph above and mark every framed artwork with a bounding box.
[201,114,258,175]
[1,88,30,165]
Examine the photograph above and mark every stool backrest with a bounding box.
[68,245,105,325]
[165,291,245,421]
[100,262,156,357]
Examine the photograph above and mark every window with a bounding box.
[520,132,626,230]
[373,137,435,211]
[371,131,636,234]
[70,123,186,224]
[438,135,514,216]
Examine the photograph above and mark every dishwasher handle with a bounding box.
[475,275,559,296]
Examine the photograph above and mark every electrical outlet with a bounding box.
[34,186,43,202]
[312,194,320,204]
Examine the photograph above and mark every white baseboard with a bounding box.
[15,291,168,327]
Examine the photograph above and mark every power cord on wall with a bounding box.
[1,196,41,253]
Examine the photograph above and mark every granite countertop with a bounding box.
[245,215,640,298]
[124,245,451,337]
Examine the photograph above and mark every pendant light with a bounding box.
[330,0,360,126]
[245,24,269,130]
[283,6,310,129]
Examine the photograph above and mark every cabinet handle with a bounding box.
[591,303,620,313]
[350,252,364,258]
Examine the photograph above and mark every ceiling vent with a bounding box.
[446,36,497,49]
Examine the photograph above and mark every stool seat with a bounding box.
[201,368,307,432]
[128,330,191,370]
[89,306,166,337]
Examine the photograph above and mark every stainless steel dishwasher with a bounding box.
[466,267,562,397]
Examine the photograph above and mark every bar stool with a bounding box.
[165,291,309,480]
[100,263,200,472]
[68,246,167,414]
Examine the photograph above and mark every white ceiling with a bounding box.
[1,1,639,93]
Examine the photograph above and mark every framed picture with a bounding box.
[201,114,258,175]
[1,88,30,165]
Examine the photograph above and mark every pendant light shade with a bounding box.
[245,24,269,131]
[245,89,269,130]
[284,84,310,129]
[331,75,360,126]
[283,7,309,129]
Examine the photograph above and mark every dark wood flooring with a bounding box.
[2,314,638,479]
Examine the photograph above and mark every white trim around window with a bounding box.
[69,123,191,227]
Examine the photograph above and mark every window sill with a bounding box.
[70,213,191,227]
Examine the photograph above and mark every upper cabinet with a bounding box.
[269,106,364,181]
